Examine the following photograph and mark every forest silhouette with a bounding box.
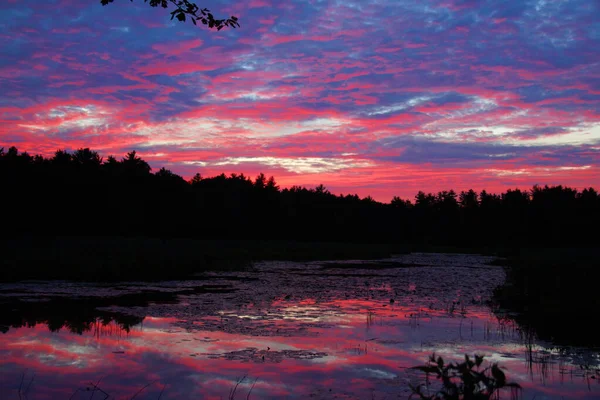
[1,145,599,248]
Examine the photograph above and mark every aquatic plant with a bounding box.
[409,354,521,400]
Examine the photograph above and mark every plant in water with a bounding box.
[409,354,521,400]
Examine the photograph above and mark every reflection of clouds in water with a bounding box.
[0,254,598,399]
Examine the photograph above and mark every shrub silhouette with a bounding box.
[409,354,521,400]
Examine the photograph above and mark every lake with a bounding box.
[1,253,598,399]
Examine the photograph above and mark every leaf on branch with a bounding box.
[100,0,239,30]
[491,364,506,384]
[475,354,484,368]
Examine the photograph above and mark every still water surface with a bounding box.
[1,253,598,399]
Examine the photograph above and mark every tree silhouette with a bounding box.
[189,172,203,186]
[156,166,186,186]
[121,150,151,175]
[415,191,435,209]
[52,149,72,166]
[391,196,411,209]
[315,184,329,195]
[100,0,239,30]
[72,148,102,167]
[459,189,478,209]
[254,172,266,189]
[266,176,279,192]
[6,146,18,158]
[435,190,458,212]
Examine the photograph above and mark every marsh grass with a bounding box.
[68,379,166,400]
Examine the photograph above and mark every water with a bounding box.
[1,253,598,399]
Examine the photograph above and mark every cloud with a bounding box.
[211,156,373,174]
[0,0,599,200]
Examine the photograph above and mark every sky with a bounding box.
[1,0,599,201]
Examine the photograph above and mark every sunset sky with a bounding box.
[1,0,599,200]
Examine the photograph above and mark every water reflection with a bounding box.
[1,254,598,399]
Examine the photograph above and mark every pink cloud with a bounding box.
[151,38,204,56]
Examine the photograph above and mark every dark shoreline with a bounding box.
[2,235,596,280]
[1,236,412,282]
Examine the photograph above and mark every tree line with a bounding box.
[1,146,598,248]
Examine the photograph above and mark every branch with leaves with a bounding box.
[100,0,239,30]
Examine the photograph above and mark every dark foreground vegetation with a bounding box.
[410,354,521,400]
